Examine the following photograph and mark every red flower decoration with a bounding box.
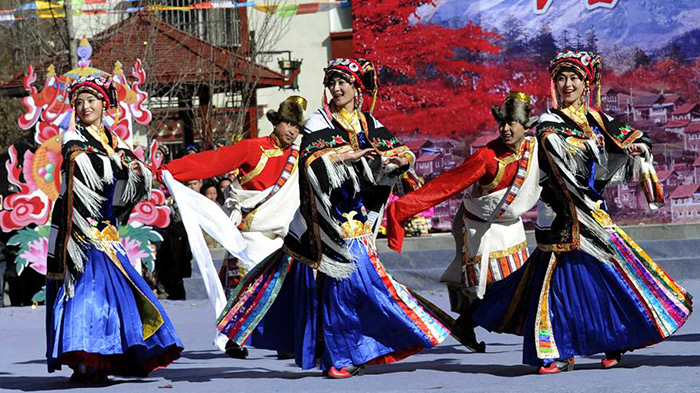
[36,123,60,144]
[110,117,131,141]
[128,189,171,228]
[0,194,51,231]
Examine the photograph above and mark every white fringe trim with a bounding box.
[75,153,104,191]
[64,272,76,298]
[110,153,123,169]
[307,154,362,212]
[320,154,360,192]
[67,237,86,273]
[72,210,94,240]
[319,227,353,260]
[121,165,141,204]
[314,196,344,235]
[306,167,332,208]
[317,254,356,279]
[99,156,115,185]
[138,161,152,199]
[346,162,361,193]
[73,178,106,218]
[359,156,376,184]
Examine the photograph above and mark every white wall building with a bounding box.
[254,3,352,136]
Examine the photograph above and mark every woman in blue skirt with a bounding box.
[472,51,692,374]
[217,58,450,378]
[45,75,183,383]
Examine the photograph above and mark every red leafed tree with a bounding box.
[353,0,505,137]
[606,58,700,100]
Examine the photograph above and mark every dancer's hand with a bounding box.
[336,148,378,163]
[626,143,646,157]
[384,155,408,168]
[131,162,143,177]
[594,134,605,149]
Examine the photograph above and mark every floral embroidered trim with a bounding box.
[535,252,560,359]
[302,134,348,156]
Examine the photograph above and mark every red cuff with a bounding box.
[386,203,406,253]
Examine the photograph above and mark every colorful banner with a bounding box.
[0,0,347,22]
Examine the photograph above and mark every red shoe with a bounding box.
[327,365,364,379]
[538,357,575,374]
[602,352,621,369]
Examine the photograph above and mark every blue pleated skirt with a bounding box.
[473,247,691,366]
[218,236,449,371]
[317,236,449,370]
[46,243,183,376]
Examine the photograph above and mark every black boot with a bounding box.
[225,339,249,359]
[454,314,486,353]
[276,350,295,360]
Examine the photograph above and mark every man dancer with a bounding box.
[386,92,541,351]
[161,96,306,357]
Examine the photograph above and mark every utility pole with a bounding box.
[64,0,77,68]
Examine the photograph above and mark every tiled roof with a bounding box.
[471,134,498,148]
[670,184,700,199]
[405,139,431,152]
[633,95,663,108]
[686,123,700,133]
[661,94,682,104]
[656,170,674,182]
[663,119,691,128]
[672,103,700,115]
[416,153,441,163]
[0,14,293,92]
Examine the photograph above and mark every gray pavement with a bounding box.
[1,278,699,393]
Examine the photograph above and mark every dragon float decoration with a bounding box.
[2,37,171,294]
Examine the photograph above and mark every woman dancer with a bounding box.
[46,75,183,382]
[217,58,449,378]
[472,51,692,374]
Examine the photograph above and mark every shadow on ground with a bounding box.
[0,376,154,392]
[154,366,319,382]
[665,333,700,342]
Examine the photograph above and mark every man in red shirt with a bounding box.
[161,96,306,358]
[387,92,541,351]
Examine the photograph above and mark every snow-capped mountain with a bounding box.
[416,0,700,51]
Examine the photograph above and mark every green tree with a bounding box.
[501,15,527,56]
[666,44,686,65]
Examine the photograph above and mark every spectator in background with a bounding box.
[202,181,223,206]
[154,204,192,301]
[185,179,202,193]
[152,147,193,301]
[217,177,232,204]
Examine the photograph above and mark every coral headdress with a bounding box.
[68,74,118,109]
[322,58,380,115]
[549,50,603,109]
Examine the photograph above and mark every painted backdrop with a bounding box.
[355,0,700,230]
